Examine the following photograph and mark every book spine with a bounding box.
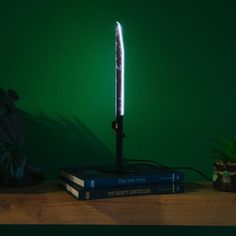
[60,181,184,200]
[83,172,184,189]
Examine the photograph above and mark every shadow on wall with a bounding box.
[20,110,114,179]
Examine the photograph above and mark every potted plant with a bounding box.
[211,136,236,192]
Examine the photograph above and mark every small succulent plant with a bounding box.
[210,136,236,163]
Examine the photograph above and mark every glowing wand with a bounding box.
[112,22,126,172]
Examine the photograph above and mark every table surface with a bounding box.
[0,181,236,225]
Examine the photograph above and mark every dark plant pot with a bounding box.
[213,160,236,192]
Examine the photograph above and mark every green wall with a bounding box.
[1,0,236,180]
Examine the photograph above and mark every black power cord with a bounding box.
[123,158,212,182]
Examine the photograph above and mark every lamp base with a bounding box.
[102,166,137,174]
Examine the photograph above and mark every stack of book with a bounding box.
[59,163,184,200]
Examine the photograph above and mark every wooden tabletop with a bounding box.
[0,181,236,225]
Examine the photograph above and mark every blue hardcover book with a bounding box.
[60,164,184,189]
[59,176,185,200]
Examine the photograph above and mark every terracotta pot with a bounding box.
[213,160,236,192]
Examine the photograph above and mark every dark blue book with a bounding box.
[59,176,185,200]
[60,164,184,189]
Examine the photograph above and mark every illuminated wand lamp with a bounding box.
[104,22,136,173]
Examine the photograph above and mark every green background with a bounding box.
[1,0,236,180]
